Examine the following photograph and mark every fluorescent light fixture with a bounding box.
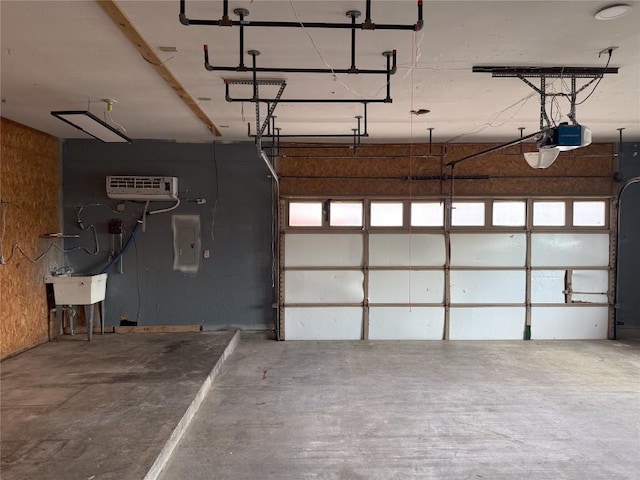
[594,4,631,20]
[51,110,131,143]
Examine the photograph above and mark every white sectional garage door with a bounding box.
[281,198,612,341]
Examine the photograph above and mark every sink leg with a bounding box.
[55,305,63,340]
[85,305,94,342]
[99,301,105,334]
[69,307,75,336]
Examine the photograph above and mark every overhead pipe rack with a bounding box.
[180,0,424,31]
[223,50,395,104]
[249,112,369,140]
[202,8,398,77]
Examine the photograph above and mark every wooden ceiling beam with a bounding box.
[96,0,221,137]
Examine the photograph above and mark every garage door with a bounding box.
[280,198,612,340]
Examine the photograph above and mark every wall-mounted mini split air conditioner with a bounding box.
[106,176,178,201]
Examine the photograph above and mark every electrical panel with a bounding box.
[106,176,178,201]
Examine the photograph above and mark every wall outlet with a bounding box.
[203,249,210,259]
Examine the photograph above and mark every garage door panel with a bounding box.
[531,307,608,339]
[450,234,526,267]
[285,307,363,340]
[285,233,363,267]
[449,307,526,340]
[531,270,566,303]
[369,234,445,267]
[531,234,609,267]
[450,270,525,304]
[369,307,444,340]
[368,270,444,304]
[572,270,608,303]
[285,271,364,303]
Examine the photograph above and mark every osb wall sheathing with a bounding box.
[0,118,61,359]
[278,142,616,197]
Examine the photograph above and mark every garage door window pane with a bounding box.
[289,202,322,227]
[493,201,526,226]
[573,201,606,226]
[411,202,444,227]
[330,201,363,227]
[533,201,565,226]
[371,202,403,227]
[451,202,485,226]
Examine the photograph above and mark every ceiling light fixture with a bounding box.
[51,110,131,143]
[594,4,631,20]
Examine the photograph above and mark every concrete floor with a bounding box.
[0,330,237,480]
[160,335,640,480]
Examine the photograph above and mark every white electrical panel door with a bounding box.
[369,307,445,340]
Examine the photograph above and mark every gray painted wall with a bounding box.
[61,140,274,330]
[616,141,640,339]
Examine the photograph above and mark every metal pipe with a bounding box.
[239,13,245,68]
[364,103,368,135]
[279,173,613,180]
[614,176,640,339]
[204,65,396,75]
[227,97,390,104]
[204,46,397,75]
[349,11,358,72]
[206,64,395,75]
[251,133,370,138]
[250,51,259,100]
[428,127,434,155]
[384,51,395,100]
[187,18,422,30]
[221,0,230,25]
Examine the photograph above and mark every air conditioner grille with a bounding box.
[106,175,178,200]
[108,176,165,190]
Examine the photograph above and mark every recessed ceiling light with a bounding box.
[158,46,179,52]
[594,4,631,20]
[219,125,230,128]
[197,97,212,101]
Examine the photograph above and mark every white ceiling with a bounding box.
[1,1,639,144]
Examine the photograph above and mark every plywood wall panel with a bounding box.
[0,118,61,359]
[278,142,615,197]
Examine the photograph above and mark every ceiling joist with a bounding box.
[96,0,222,137]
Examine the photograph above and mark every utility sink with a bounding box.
[44,274,108,305]
[44,274,108,341]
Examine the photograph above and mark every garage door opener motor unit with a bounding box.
[106,176,178,201]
